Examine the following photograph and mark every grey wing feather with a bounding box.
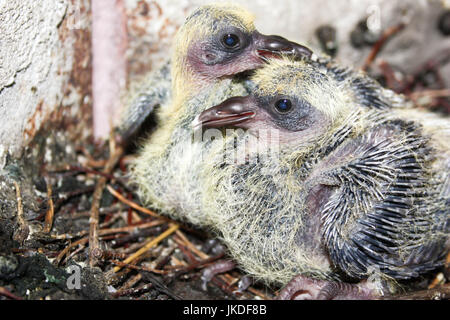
[322,120,448,279]
[118,60,172,142]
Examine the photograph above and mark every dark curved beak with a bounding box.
[194,96,256,129]
[254,31,312,61]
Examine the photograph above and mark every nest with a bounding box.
[0,14,449,301]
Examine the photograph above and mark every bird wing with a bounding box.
[315,55,408,110]
[320,120,448,280]
[117,60,172,142]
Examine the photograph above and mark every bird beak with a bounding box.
[253,31,312,61]
[194,96,256,129]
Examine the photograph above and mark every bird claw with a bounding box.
[201,239,226,256]
[235,275,253,293]
[201,260,236,291]
[276,275,377,300]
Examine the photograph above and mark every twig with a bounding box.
[106,184,161,218]
[43,178,54,233]
[54,219,164,240]
[362,23,405,71]
[53,186,96,209]
[171,253,225,274]
[12,181,29,243]
[153,244,177,270]
[115,273,143,296]
[89,140,124,267]
[111,260,170,274]
[408,88,450,101]
[63,243,87,265]
[174,236,198,265]
[13,181,25,227]
[113,282,154,298]
[113,223,180,272]
[175,230,208,259]
[173,229,268,300]
[55,220,166,265]
[380,284,450,300]
[55,237,89,265]
[399,48,450,94]
[58,203,122,220]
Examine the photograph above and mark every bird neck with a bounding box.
[171,54,217,113]
[285,108,382,177]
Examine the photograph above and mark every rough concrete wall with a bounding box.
[124,0,450,83]
[0,0,92,161]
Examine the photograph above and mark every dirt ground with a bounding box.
[0,6,449,300]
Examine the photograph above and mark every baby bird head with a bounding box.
[196,57,354,147]
[172,4,311,100]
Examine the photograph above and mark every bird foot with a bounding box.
[235,275,253,293]
[202,238,227,256]
[276,275,378,300]
[201,260,236,291]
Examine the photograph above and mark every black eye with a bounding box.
[274,99,292,113]
[222,34,240,48]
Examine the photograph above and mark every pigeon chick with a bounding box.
[197,56,449,299]
[130,5,310,225]
[118,3,311,142]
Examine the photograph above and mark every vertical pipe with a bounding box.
[91,0,128,140]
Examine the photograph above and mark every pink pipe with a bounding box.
[92,0,128,140]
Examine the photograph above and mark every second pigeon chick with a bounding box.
[197,56,449,298]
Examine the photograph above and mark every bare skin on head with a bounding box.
[198,57,449,299]
[170,4,311,107]
[119,3,311,141]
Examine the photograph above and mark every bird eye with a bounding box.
[222,34,240,48]
[274,99,292,113]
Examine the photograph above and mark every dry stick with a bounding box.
[43,177,54,233]
[113,223,180,272]
[55,221,165,265]
[174,229,269,300]
[54,219,164,240]
[12,181,29,243]
[174,236,198,264]
[88,142,124,267]
[55,237,89,265]
[113,282,154,298]
[13,181,25,227]
[63,243,86,265]
[111,260,170,275]
[116,273,143,295]
[171,253,224,274]
[408,88,450,101]
[106,184,161,218]
[175,230,207,259]
[380,284,450,300]
[361,23,405,72]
